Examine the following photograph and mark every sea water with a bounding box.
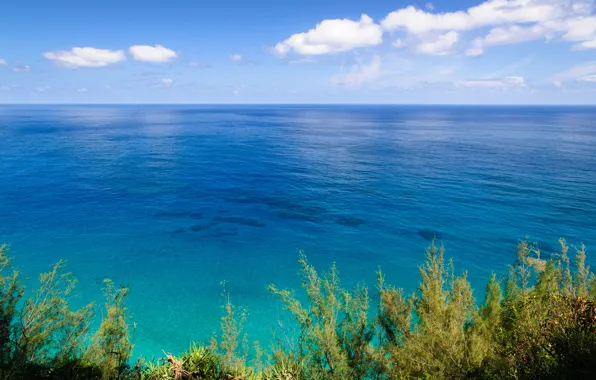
[1,105,595,358]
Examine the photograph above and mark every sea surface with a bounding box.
[1,105,595,358]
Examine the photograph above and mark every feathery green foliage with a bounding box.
[2,238,596,379]
[0,245,136,379]
[267,251,379,380]
[85,279,135,379]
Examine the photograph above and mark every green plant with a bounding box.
[268,252,379,380]
[85,280,134,380]
[0,245,99,379]
[2,237,596,379]
[142,345,222,380]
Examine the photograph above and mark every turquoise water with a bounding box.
[1,105,595,358]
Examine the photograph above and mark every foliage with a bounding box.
[141,345,222,380]
[0,245,136,379]
[267,252,380,380]
[143,284,258,380]
[2,238,596,379]
[85,279,135,379]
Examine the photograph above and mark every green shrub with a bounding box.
[85,279,135,379]
[2,238,596,379]
[268,252,380,380]
[0,245,136,379]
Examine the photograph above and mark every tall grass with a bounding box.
[1,239,595,379]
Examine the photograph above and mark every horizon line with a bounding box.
[2,103,596,107]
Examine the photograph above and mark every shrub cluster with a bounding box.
[1,239,595,379]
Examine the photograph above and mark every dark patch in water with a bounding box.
[336,216,366,227]
[266,197,326,216]
[418,229,443,241]
[536,240,557,252]
[215,216,266,227]
[189,222,217,232]
[202,230,238,239]
[225,194,257,204]
[225,193,327,222]
[277,211,321,222]
[154,211,203,219]
[172,227,186,234]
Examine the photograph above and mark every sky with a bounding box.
[1,0,596,104]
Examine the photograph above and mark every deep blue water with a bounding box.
[1,105,595,358]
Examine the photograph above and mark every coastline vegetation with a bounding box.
[1,239,595,379]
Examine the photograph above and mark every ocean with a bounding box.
[1,105,595,358]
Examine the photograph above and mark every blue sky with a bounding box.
[1,0,596,104]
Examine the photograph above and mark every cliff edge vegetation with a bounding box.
[1,239,595,379]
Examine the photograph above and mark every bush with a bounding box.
[0,244,136,379]
[1,238,596,379]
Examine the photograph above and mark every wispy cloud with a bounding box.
[482,55,535,79]
[189,62,212,68]
[581,74,596,82]
[43,47,126,68]
[458,76,526,88]
[0,84,18,91]
[12,64,31,72]
[549,62,596,85]
[331,55,382,86]
[288,57,317,64]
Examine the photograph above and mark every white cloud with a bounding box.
[459,79,507,87]
[417,31,459,55]
[36,85,50,92]
[572,39,596,50]
[274,14,382,56]
[459,76,526,87]
[486,24,547,44]
[381,0,585,34]
[0,59,6,65]
[161,78,173,86]
[381,0,595,54]
[466,47,485,56]
[425,2,435,11]
[581,74,596,82]
[550,62,596,83]
[129,45,177,62]
[331,55,381,86]
[468,24,549,55]
[393,39,404,48]
[229,54,242,61]
[561,15,596,41]
[77,88,88,93]
[12,64,31,72]
[43,47,125,68]
[504,76,525,84]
